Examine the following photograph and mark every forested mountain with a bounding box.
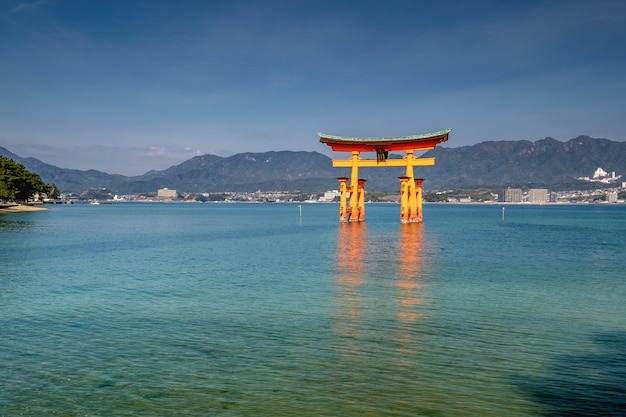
[117,151,342,194]
[1,135,624,194]
[421,135,626,190]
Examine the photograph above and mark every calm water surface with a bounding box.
[1,203,625,416]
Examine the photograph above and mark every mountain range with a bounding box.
[2,135,625,194]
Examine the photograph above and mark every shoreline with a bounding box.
[0,204,49,214]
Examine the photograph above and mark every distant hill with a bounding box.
[1,135,625,194]
[421,135,626,190]
[115,151,344,194]
[0,147,347,194]
[0,146,128,193]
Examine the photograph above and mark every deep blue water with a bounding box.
[1,203,625,416]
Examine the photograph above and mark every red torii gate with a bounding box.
[319,129,451,223]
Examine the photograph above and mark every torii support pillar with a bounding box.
[337,176,366,222]
[399,176,410,223]
[415,178,424,222]
[399,177,425,223]
[356,179,366,222]
[347,151,361,222]
[337,177,349,222]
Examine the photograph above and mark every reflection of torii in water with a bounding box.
[319,129,451,223]
[334,222,429,360]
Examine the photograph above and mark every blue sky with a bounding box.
[1,0,625,175]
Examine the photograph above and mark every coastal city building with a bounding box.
[157,188,177,199]
[578,167,622,184]
[499,188,522,203]
[607,191,618,203]
[319,190,340,202]
[527,188,549,204]
[550,192,558,203]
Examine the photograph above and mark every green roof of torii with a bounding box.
[318,128,452,145]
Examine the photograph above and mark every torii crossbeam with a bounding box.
[319,128,451,223]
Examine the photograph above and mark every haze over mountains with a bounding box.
[2,135,625,194]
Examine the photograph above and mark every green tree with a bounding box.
[48,183,61,200]
[0,156,50,202]
[424,192,449,202]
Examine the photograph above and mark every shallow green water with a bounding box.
[1,203,625,416]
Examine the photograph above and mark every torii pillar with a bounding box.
[415,178,424,222]
[338,177,349,222]
[357,179,366,222]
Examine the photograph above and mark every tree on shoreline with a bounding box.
[0,156,51,203]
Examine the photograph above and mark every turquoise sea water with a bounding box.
[1,203,625,416]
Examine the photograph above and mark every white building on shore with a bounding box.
[527,188,549,204]
[578,167,621,184]
[319,190,340,202]
[157,188,178,199]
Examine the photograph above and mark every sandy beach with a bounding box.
[0,204,48,214]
